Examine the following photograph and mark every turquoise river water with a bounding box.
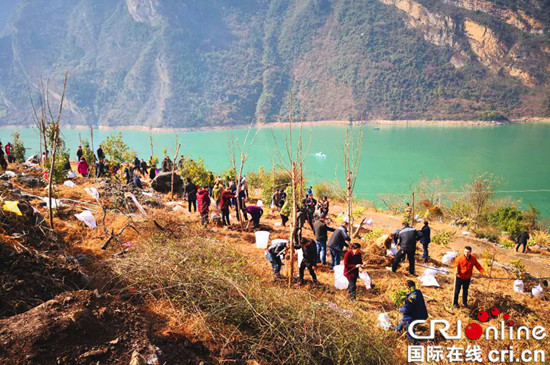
[2,124,549,217]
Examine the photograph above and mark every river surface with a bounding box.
[2,124,550,217]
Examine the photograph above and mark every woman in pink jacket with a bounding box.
[77,157,89,177]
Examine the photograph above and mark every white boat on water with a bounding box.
[315,152,327,158]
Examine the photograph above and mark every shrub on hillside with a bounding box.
[11,132,26,162]
[312,181,342,202]
[432,231,452,246]
[487,206,524,237]
[261,170,292,204]
[444,200,472,221]
[44,153,70,184]
[179,157,210,187]
[110,233,397,364]
[472,228,500,243]
[529,230,550,249]
[101,133,136,164]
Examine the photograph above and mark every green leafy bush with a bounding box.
[178,157,211,187]
[473,228,500,243]
[261,170,292,204]
[312,181,342,202]
[363,228,383,243]
[500,239,514,248]
[389,286,409,307]
[44,153,70,184]
[432,231,452,246]
[101,133,136,164]
[487,206,524,237]
[445,200,472,221]
[11,132,26,162]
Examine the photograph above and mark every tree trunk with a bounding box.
[89,126,95,176]
[288,162,297,287]
[170,144,181,200]
[48,129,59,229]
[347,170,353,228]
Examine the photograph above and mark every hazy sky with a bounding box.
[0,0,19,32]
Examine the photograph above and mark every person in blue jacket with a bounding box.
[395,280,428,343]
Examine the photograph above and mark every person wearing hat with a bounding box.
[328,220,351,270]
[344,243,364,300]
[313,214,335,265]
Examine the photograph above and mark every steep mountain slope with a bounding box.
[0,0,548,127]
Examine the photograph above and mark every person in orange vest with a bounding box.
[453,246,488,309]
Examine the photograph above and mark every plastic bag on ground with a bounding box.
[66,171,77,178]
[142,192,153,197]
[442,251,459,265]
[257,199,263,207]
[3,201,22,216]
[418,274,440,287]
[63,180,76,188]
[41,197,64,209]
[333,265,349,290]
[85,187,99,199]
[173,205,185,212]
[532,285,544,298]
[125,192,147,216]
[365,218,373,226]
[75,210,97,229]
[377,313,392,330]
[513,279,524,293]
[359,271,372,289]
[4,171,16,178]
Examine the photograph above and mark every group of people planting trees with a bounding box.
[0,132,544,345]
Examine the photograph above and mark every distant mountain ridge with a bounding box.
[0,0,548,128]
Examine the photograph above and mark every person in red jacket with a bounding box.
[220,187,234,226]
[77,156,90,177]
[453,246,488,309]
[197,186,211,227]
[344,243,364,301]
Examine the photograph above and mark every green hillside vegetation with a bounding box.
[0,0,548,128]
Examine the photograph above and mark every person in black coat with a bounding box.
[390,222,419,275]
[97,145,105,160]
[515,230,530,253]
[395,280,428,343]
[328,222,351,270]
[313,215,335,265]
[76,146,83,161]
[420,220,431,263]
[297,238,318,285]
[184,178,198,212]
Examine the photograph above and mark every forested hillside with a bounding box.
[0,0,548,127]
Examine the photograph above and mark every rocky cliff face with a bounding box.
[0,0,547,127]
[125,0,160,26]
[379,0,547,86]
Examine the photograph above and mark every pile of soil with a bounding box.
[0,290,161,364]
[0,248,87,318]
[94,179,162,211]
